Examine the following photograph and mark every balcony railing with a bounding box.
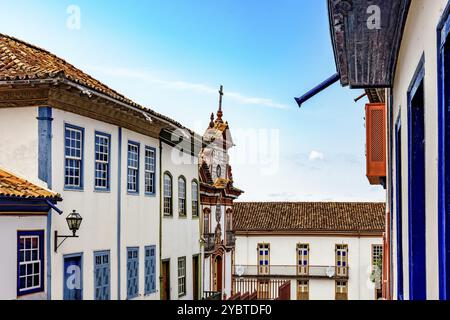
[204,233,215,253]
[225,231,236,247]
[202,291,221,300]
[233,265,349,279]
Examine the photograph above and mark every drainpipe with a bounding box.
[117,127,122,300]
[159,139,163,300]
[295,73,340,108]
[37,106,53,300]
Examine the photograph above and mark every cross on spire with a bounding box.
[217,85,224,121]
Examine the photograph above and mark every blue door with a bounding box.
[407,59,427,300]
[127,248,139,299]
[395,119,404,300]
[63,254,83,300]
[94,251,110,300]
[145,246,156,295]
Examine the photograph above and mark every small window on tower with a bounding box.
[216,165,221,178]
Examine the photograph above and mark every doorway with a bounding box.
[63,253,83,300]
[213,255,223,293]
[192,255,199,300]
[161,260,170,300]
[407,58,426,300]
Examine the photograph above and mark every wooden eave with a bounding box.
[328,0,411,88]
[0,82,184,139]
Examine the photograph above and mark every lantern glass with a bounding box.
[66,210,82,236]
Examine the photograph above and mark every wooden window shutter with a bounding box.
[365,103,387,185]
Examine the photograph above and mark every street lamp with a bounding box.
[54,210,83,252]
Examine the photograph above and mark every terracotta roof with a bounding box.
[233,202,385,233]
[0,168,61,200]
[0,33,192,133]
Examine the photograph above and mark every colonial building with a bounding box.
[0,34,201,300]
[199,87,243,299]
[160,129,202,300]
[298,0,450,300]
[232,202,385,300]
[0,167,62,300]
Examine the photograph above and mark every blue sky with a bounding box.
[1,0,385,202]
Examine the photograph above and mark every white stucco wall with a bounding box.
[234,235,382,300]
[0,216,47,300]
[390,0,448,300]
[49,109,160,300]
[0,107,39,183]
[161,141,201,300]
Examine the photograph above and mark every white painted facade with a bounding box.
[388,0,448,300]
[0,216,47,300]
[161,140,201,300]
[234,234,382,300]
[0,103,204,300]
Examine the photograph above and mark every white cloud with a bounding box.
[309,150,325,161]
[89,67,291,110]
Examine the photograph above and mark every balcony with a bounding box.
[233,265,349,280]
[225,231,236,248]
[204,233,215,254]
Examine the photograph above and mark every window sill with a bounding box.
[145,193,157,197]
[94,188,111,193]
[64,187,84,192]
[126,191,140,196]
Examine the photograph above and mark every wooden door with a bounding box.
[192,256,199,300]
[213,255,223,292]
[161,260,170,300]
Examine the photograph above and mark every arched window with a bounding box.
[192,180,199,218]
[163,172,173,216]
[178,176,186,216]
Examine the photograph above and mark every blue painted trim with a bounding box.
[45,200,63,215]
[94,131,112,192]
[395,114,404,300]
[144,146,157,197]
[126,140,140,195]
[117,127,122,300]
[295,73,340,108]
[437,4,450,299]
[64,123,85,191]
[37,106,53,300]
[407,55,427,300]
[63,252,83,300]
[16,230,45,297]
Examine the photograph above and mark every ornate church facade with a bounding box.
[199,87,243,299]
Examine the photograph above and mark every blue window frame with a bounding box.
[17,231,44,296]
[94,132,111,191]
[407,56,427,300]
[144,246,156,295]
[127,247,139,299]
[127,142,140,194]
[94,251,110,300]
[437,4,450,300]
[144,147,156,195]
[64,124,84,190]
[395,116,404,300]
